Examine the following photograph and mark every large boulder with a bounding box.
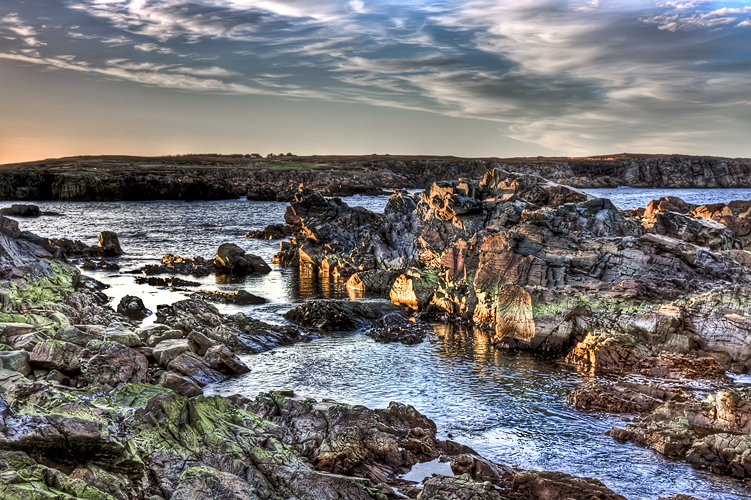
[157,370,202,397]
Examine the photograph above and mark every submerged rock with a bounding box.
[284,299,408,332]
[244,223,293,240]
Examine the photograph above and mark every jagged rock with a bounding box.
[510,470,627,500]
[116,295,152,320]
[69,462,132,500]
[203,345,250,376]
[417,475,503,500]
[81,340,148,386]
[29,339,84,373]
[0,350,31,377]
[167,353,226,387]
[157,370,202,397]
[367,322,429,345]
[643,197,697,218]
[346,270,401,295]
[608,388,751,477]
[187,330,215,356]
[81,258,121,271]
[191,289,266,305]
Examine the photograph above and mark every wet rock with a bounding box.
[29,339,84,373]
[81,340,148,386]
[157,370,202,397]
[117,295,152,321]
[167,352,227,387]
[187,330,215,356]
[510,470,627,500]
[81,258,121,271]
[390,271,438,311]
[0,204,41,217]
[244,223,293,240]
[0,350,31,377]
[203,345,250,376]
[367,322,429,345]
[284,299,407,332]
[191,289,266,305]
[567,381,684,414]
[137,254,214,277]
[134,276,202,287]
[98,231,122,256]
[156,299,305,353]
[214,243,271,275]
[346,270,401,295]
[153,339,195,367]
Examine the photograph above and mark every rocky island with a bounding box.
[1,153,750,202]
[0,159,748,499]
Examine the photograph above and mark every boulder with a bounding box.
[0,350,31,376]
[203,345,250,376]
[214,243,271,275]
[153,339,195,367]
[157,370,202,397]
[98,231,122,256]
[104,323,144,347]
[53,325,101,347]
[81,340,148,386]
[168,353,227,387]
[116,295,152,320]
[29,339,84,373]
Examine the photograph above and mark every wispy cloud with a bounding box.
[0,0,750,155]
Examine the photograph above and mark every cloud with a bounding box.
[1,0,750,155]
[134,43,174,54]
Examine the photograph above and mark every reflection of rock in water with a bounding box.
[296,266,348,301]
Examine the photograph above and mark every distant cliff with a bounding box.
[0,154,749,201]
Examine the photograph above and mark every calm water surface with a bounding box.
[4,188,751,499]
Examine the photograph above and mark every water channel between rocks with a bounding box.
[4,187,751,500]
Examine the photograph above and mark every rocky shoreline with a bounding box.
[270,167,751,488]
[0,174,726,498]
[2,153,751,202]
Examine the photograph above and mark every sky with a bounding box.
[1,0,750,164]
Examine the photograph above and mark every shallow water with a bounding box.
[4,188,751,499]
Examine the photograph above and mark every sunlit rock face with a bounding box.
[276,168,751,376]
